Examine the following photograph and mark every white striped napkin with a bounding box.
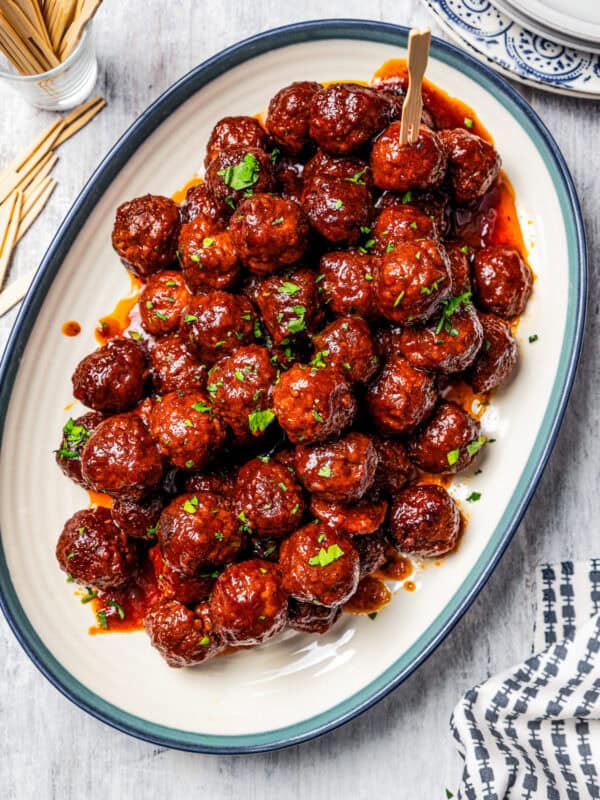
[451,561,600,798]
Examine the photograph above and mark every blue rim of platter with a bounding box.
[0,19,587,753]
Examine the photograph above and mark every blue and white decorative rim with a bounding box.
[0,19,587,753]
[424,0,600,98]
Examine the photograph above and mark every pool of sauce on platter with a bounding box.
[79,60,528,634]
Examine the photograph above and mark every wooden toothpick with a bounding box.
[399,27,431,146]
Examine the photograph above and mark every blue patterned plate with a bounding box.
[424,0,600,97]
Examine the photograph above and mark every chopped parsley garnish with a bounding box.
[278,281,300,295]
[199,635,210,646]
[364,272,374,281]
[165,279,177,287]
[145,300,153,309]
[460,245,470,254]
[106,600,125,620]
[183,495,199,514]
[467,492,481,502]
[202,237,215,248]
[287,305,306,334]
[217,152,261,191]
[415,250,421,260]
[190,254,201,263]
[271,217,284,226]
[248,408,275,434]
[185,460,194,469]
[96,610,109,630]
[311,350,329,368]
[466,436,488,456]
[154,311,168,321]
[393,291,405,307]
[529,334,539,343]
[368,612,378,620]
[259,567,269,575]
[308,544,345,567]
[80,587,97,604]
[317,465,332,478]
[147,525,157,537]
[214,532,224,540]
[129,330,142,341]
[270,147,280,163]
[421,276,445,296]
[57,417,91,459]
[386,242,395,253]
[360,225,371,235]
[410,221,418,230]
[334,198,343,210]
[312,409,324,423]
[291,503,300,515]
[278,482,287,492]
[447,448,460,466]
[346,167,367,184]
[184,314,198,323]
[401,190,412,203]
[235,369,245,382]
[464,117,474,129]
[192,401,211,413]
[435,291,472,335]
[264,545,277,557]
[317,533,326,543]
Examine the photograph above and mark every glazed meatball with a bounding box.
[389,484,461,558]
[229,193,309,274]
[205,115,270,167]
[466,312,518,393]
[399,304,484,374]
[139,271,191,336]
[310,494,388,536]
[179,182,227,225]
[302,172,373,243]
[438,128,501,203]
[158,492,245,575]
[303,150,373,186]
[320,250,376,318]
[184,467,236,500]
[180,291,255,365]
[56,507,138,589]
[209,345,277,440]
[373,205,438,254]
[472,245,533,318]
[370,124,447,192]
[308,83,392,155]
[254,268,322,345]
[408,400,482,474]
[279,524,359,606]
[272,364,356,444]
[366,356,437,435]
[72,338,147,413]
[351,531,387,578]
[144,600,223,667]
[288,598,341,634]
[148,544,215,605]
[148,391,226,470]
[378,187,450,238]
[312,316,378,383]
[274,154,304,203]
[234,458,305,537]
[266,81,321,154]
[445,242,472,294]
[205,147,274,212]
[372,436,416,496]
[81,413,163,500]
[55,411,104,487]
[372,324,403,361]
[210,559,288,646]
[112,194,180,277]
[375,239,452,325]
[111,494,164,539]
[178,216,240,292]
[294,432,378,503]
[149,333,206,393]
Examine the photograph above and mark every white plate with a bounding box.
[511,0,600,44]
[0,21,586,752]
[494,0,600,55]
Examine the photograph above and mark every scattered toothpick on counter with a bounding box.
[0,94,105,315]
[0,0,102,75]
[399,27,431,146]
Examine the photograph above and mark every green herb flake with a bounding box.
[318,465,332,478]
[259,567,269,575]
[393,291,405,307]
[410,221,418,230]
[460,245,470,254]
[129,330,142,341]
[334,198,343,210]
[317,533,326,543]
[308,544,345,567]
[185,460,194,469]
[184,314,198,323]
[467,492,482,502]
[466,436,488,456]
[447,448,461,466]
[386,242,395,253]
[435,291,472,336]
[80,587,97,604]
[312,409,324,423]
[248,408,275,434]
[214,532,224,540]
[291,503,300,515]
[96,610,109,630]
[190,254,201,263]
[217,152,261,191]
[464,117,474,129]
[235,369,245,382]
[346,167,367,184]
[368,612,378,620]
[183,495,200,514]
[165,279,177,287]
[364,272,374,281]
[198,635,210,646]
[192,401,211,413]
[271,217,284,226]
[529,334,539,343]
[106,599,125,620]
[145,300,154,309]
[311,350,329,368]
[401,190,412,203]
[278,281,300,295]
[202,237,215,248]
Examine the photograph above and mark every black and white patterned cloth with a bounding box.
[451,561,600,798]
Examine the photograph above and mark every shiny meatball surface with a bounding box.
[72,338,147,413]
[373,205,438,253]
[56,507,138,589]
[180,291,255,365]
[210,559,288,646]
[205,115,270,167]
[438,128,501,203]
[149,334,206,394]
[229,193,309,275]
[288,598,341,634]
[279,524,359,607]
[309,83,391,155]
[234,458,305,537]
[466,312,518,393]
[139,271,190,336]
[302,173,373,243]
[372,436,416,496]
[148,391,226,470]
[399,304,484,374]
[408,400,481,474]
[351,531,387,578]
[112,194,180,277]
[149,545,216,605]
[273,364,357,444]
[320,250,376,318]
[254,267,322,345]
[205,147,274,212]
[81,413,163,500]
[375,239,452,324]
[144,600,223,667]
[267,81,321,154]
[111,494,164,539]
[180,182,226,225]
[312,316,378,383]
[294,432,378,503]
[55,411,104,487]
[370,124,447,192]
[178,216,240,292]
[389,484,461,557]
[158,492,245,575]
[472,245,533,318]
[310,494,388,536]
[366,356,437,435]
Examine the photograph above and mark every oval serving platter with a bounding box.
[0,20,586,753]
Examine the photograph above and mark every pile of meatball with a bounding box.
[55,79,532,668]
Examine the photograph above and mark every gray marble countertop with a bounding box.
[1,1,598,797]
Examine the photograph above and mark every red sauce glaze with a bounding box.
[88,556,161,634]
[61,320,81,336]
[376,548,414,581]
[344,575,392,615]
[94,275,141,345]
[404,581,417,593]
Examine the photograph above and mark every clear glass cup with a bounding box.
[0,23,97,111]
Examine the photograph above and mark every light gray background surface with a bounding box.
[0,1,597,797]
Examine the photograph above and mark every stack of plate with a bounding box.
[423,0,600,97]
